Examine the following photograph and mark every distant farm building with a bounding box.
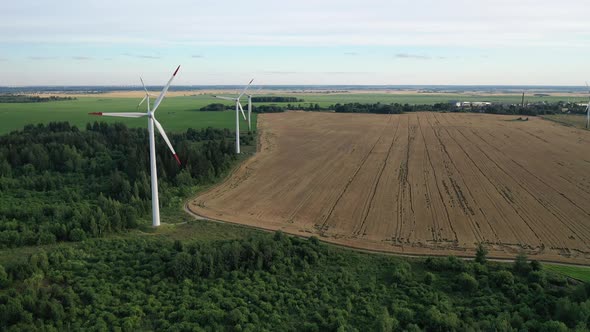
[455,101,492,108]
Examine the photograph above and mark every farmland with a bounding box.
[1,90,585,134]
[0,96,257,134]
[190,112,590,264]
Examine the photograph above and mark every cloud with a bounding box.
[123,53,160,59]
[28,56,57,60]
[191,54,204,58]
[322,71,373,75]
[72,56,92,60]
[395,53,432,60]
[344,52,358,56]
[262,71,298,74]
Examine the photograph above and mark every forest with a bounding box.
[0,122,253,248]
[1,232,589,331]
[0,95,76,103]
[251,96,303,103]
[1,120,589,331]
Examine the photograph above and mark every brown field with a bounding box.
[188,112,590,264]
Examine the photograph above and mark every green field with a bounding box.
[0,96,257,134]
[1,92,584,134]
[545,264,590,283]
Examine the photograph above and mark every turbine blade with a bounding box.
[137,95,147,108]
[89,112,147,118]
[154,119,181,165]
[140,77,149,94]
[237,78,254,99]
[238,102,247,120]
[152,65,180,113]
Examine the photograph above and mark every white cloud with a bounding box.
[0,0,588,48]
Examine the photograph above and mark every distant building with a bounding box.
[456,101,492,108]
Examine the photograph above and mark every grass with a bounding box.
[541,114,588,130]
[545,264,590,283]
[0,96,258,134]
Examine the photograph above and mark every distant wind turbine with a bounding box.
[89,65,182,227]
[245,86,263,132]
[586,82,590,129]
[214,79,254,153]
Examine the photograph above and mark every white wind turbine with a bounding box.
[585,82,589,129]
[245,86,262,132]
[214,79,254,153]
[89,65,182,227]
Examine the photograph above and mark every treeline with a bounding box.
[1,233,588,331]
[0,122,252,248]
[476,102,583,116]
[200,101,584,116]
[251,96,303,103]
[199,103,226,112]
[0,95,76,103]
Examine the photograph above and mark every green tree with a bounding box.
[0,264,8,288]
[513,252,530,275]
[475,243,487,264]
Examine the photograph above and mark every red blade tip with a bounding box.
[89,112,103,116]
[173,154,181,166]
[173,65,180,76]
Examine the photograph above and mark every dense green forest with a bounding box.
[1,232,588,331]
[0,95,76,103]
[251,96,303,103]
[0,122,254,248]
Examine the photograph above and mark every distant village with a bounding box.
[450,100,588,114]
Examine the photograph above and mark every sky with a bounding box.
[1,0,589,86]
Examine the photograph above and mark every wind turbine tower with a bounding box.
[214,79,254,153]
[90,66,182,227]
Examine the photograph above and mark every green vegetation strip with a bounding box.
[545,264,590,283]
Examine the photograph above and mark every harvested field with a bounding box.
[189,112,590,264]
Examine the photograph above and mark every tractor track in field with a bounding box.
[316,114,394,234]
[354,115,400,237]
[429,113,493,243]
[417,113,458,243]
[434,114,540,245]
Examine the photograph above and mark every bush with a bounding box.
[492,270,515,289]
[424,272,435,285]
[456,272,478,292]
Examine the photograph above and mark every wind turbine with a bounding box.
[585,82,589,129]
[214,79,254,153]
[89,65,182,227]
[245,86,263,132]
